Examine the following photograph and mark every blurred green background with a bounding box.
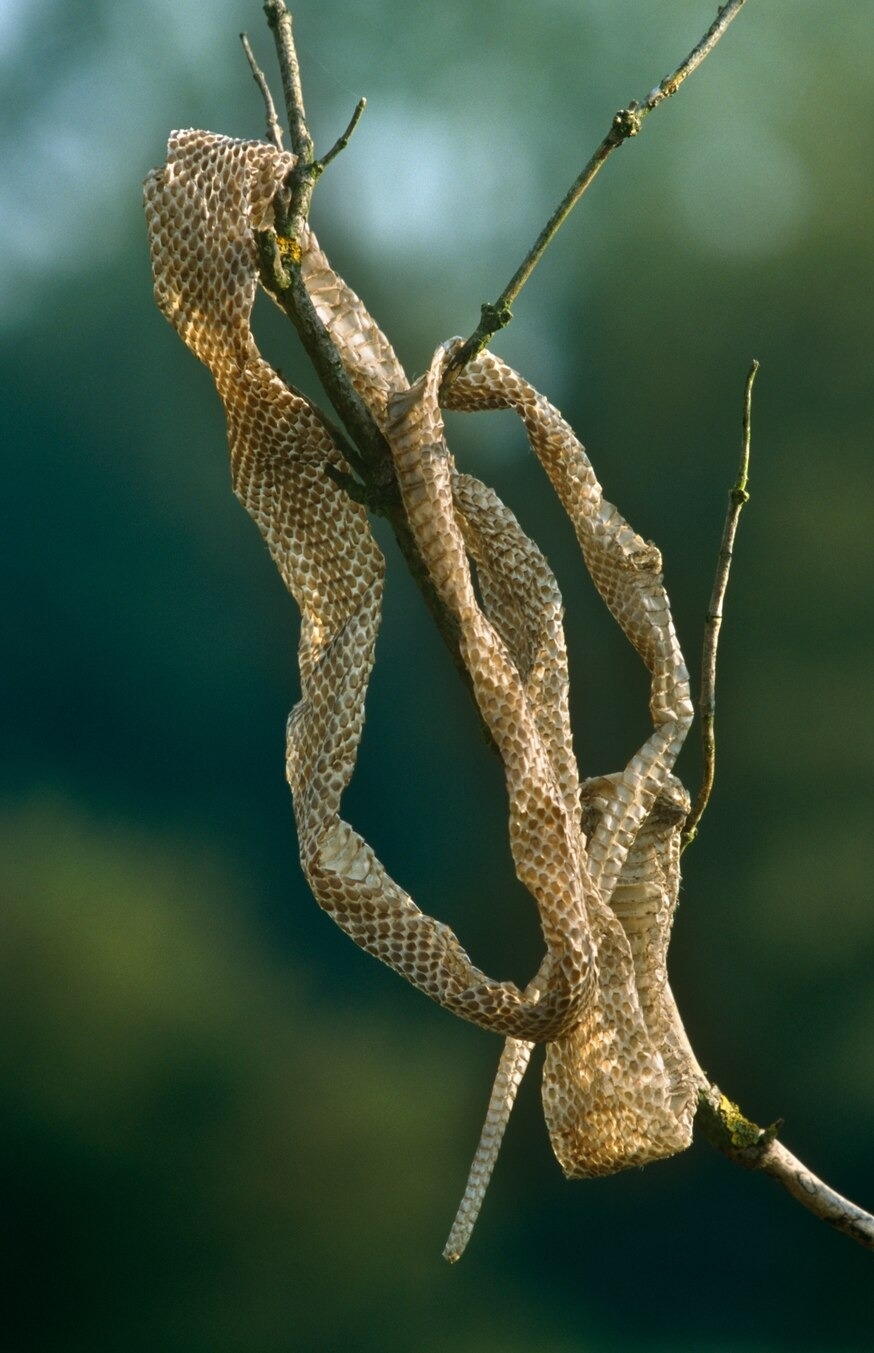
[3,1,873,1349]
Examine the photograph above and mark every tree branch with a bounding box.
[250,4,873,1254]
[256,230,482,725]
[695,1083,874,1249]
[240,31,285,152]
[256,1,496,734]
[263,0,312,165]
[255,0,755,754]
[683,358,757,849]
[320,96,367,169]
[445,0,750,379]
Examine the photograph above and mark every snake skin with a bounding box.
[145,130,698,1256]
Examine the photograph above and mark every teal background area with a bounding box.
[2,2,873,1349]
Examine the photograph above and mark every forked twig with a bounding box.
[255,1,492,729]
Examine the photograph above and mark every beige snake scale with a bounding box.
[145,130,697,1259]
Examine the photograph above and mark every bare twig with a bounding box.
[240,32,285,151]
[263,0,312,164]
[683,359,758,848]
[446,0,749,379]
[646,0,750,108]
[695,1084,874,1249]
[760,1141,874,1249]
[321,97,367,169]
[677,360,874,1251]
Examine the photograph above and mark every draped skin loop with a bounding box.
[145,130,697,1260]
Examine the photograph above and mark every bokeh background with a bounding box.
[3,1,873,1349]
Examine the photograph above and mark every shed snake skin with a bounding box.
[145,130,698,1259]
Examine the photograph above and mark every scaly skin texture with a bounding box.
[144,130,697,1258]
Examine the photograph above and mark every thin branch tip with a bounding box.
[240,31,285,151]
[319,96,367,170]
[455,0,749,373]
[683,361,757,847]
[696,1085,874,1250]
[646,0,748,110]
